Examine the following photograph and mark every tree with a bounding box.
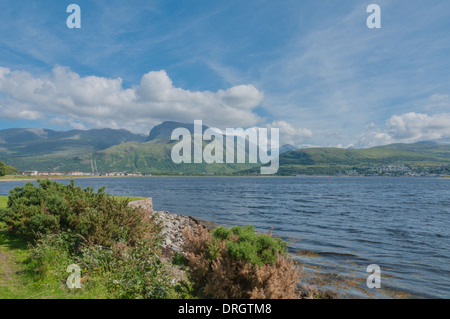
[5,165,18,175]
[0,161,5,176]
[0,161,17,176]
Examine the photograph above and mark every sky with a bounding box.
[0,0,450,148]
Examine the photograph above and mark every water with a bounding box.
[1,176,449,298]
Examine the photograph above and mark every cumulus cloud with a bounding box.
[359,112,450,147]
[0,66,264,133]
[267,120,313,146]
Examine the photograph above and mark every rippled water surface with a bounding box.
[1,176,449,298]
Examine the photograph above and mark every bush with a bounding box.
[212,225,288,266]
[0,161,5,176]
[77,240,175,299]
[183,225,301,299]
[27,233,75,283]
[0,161,17,176]
[2,180,178,299]
[3,180,163,250]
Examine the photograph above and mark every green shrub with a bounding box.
[0,161,5,176]
[1,180,178,299]
[27,233,74,283]
[78,240,175,299]
[211,225,288,266]
[0,208,8,229]
[183,225,301,299]
[0,161,17,176]
[3,180,162,250]
[172,252,189,267]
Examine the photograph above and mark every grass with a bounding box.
[114,196,145,202]
[0,229,110,299]
[0,194,143,299]
[0,196,7,209]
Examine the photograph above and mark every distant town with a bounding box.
[19,171,143,177]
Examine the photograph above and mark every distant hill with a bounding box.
[1,124,450,176]
[274,143,450,176]
[279,144,298,154]
[370,143,450,159]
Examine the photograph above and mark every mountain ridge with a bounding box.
[1,123,450,175]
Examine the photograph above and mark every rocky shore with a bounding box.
[129,198,205,255]
[128,198,334,299]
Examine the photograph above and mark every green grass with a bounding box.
[0,194,144,299]
[0,195,98,298]
[0,230,109,299]
[114,196,145,202]
[0,196,7,209]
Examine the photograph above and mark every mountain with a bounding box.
[0,128,146,157]
[146,121,209,141]
[0,128,147,171]
[85,139,259,175]
[0,123,260,174]
[89,121,260,174]
[2,124,450,176]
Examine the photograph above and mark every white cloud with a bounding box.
[423,94,450,111]
[0,66,264,133]
[359,112,450,147]
[267,120,313,146]
[48,117,87,130]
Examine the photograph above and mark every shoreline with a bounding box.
[150,206,417,299]
[1,174,448,183]
[0,195,418,299]
[129,200,344,299]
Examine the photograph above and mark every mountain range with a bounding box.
[1,122,450,176]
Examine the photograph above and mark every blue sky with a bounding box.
[0,0,450,147]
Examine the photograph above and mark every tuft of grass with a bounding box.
[113,196,145,202]
[0,196,7,209]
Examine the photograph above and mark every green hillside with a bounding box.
[87,138,259,175]
[276,144,450,176]
[0,123,260,174]
[2,124,450,176]
[93,141,450,176]
[0,128,147,172]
